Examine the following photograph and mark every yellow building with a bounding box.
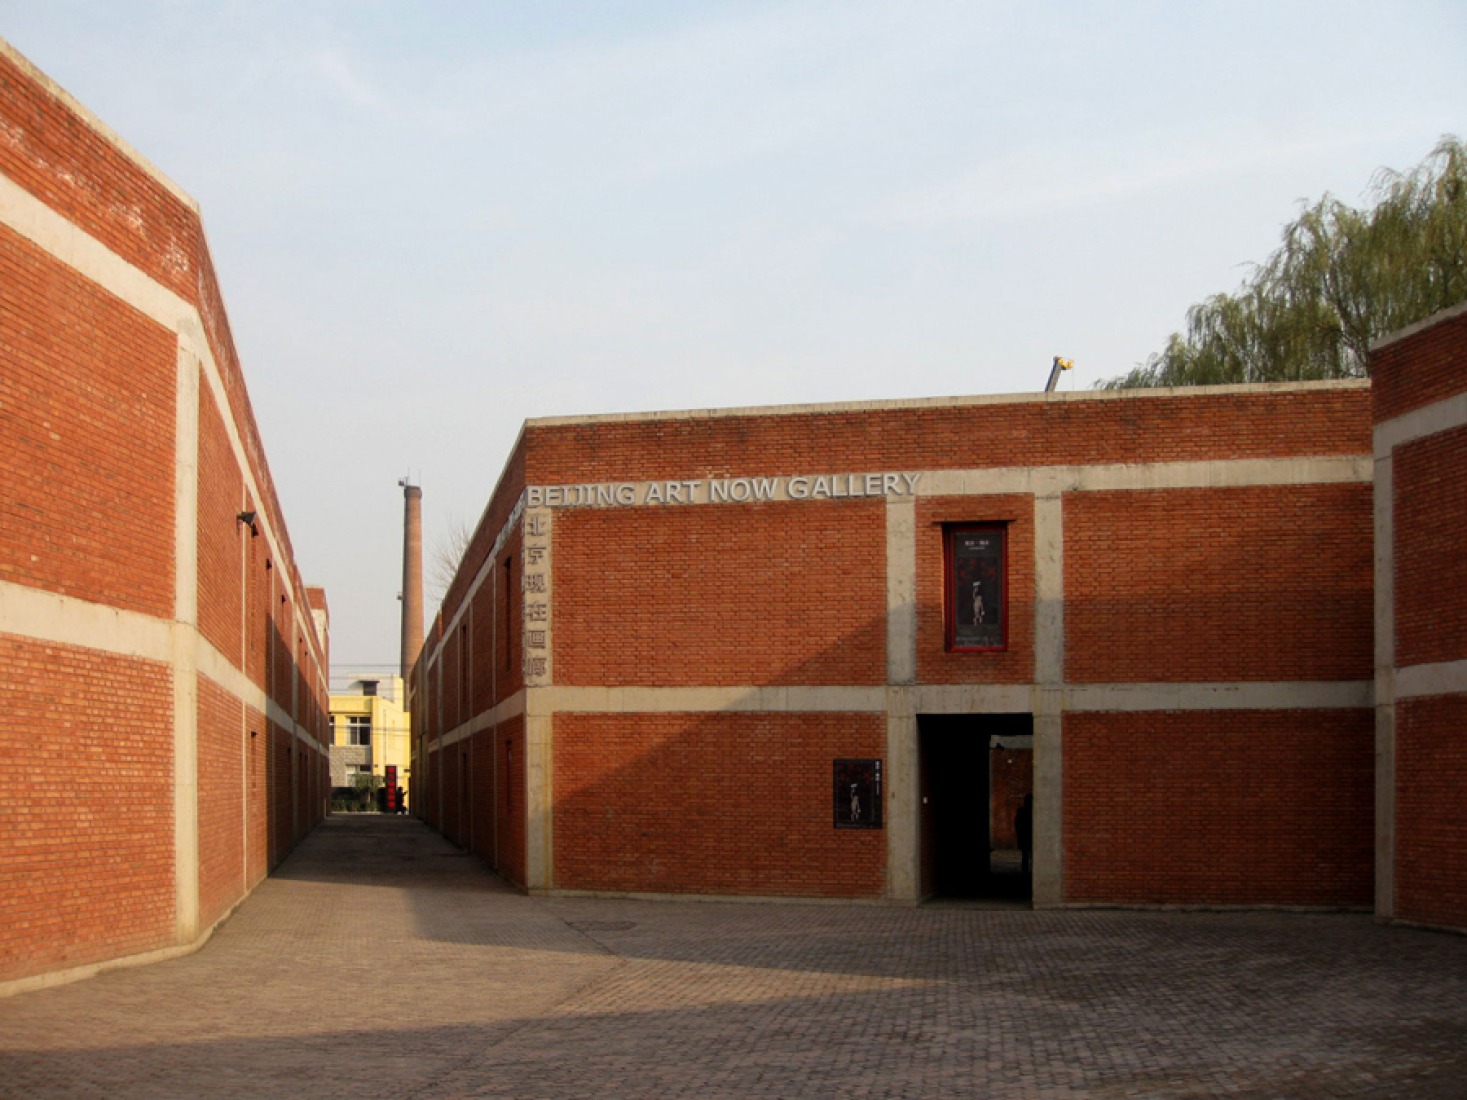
[330,674,412,809]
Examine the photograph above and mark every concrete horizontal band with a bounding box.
[1395,659,1467,700]
[0,579,173,660]
[909,685,1036,713]
[519,457,1370,514]
[545,685,889,714]
[1062,681,1372,712]
[430,692,527,753]
[0,579,323,750]
[445,681,1370,717]
[922,456,1370,498]
[1374,392,1467,455]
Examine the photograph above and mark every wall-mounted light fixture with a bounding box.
[236,511,259,537]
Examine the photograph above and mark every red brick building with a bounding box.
[412,382,1381,910]
[1371,302,1467,933]
[0,39,329,992]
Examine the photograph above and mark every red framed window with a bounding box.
[944,524,1008,651]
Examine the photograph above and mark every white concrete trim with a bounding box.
[1062,681,1371,712]
[886,499,917,686]
[1033,495,1064,686]
[525,688,553,891]
[885,688,918,903]
[1031,494,1065,909]
[514,457,1368,518]
[1032,706,1063,908]
[441,681,1370,716]
[911,684,1037,713]
[434,693,528,751]
[1374,392,1467,455]
[0,580,174,661]
[923,456,1370,498]
[1395,659,1467,700]
[172,345,201,944]
[545,685,889,714]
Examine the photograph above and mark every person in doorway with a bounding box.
[1015,794,1033,877]
[395,786,407,815]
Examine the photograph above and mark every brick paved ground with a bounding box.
[2,815,1465,1099]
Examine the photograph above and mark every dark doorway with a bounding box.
[919,713,1033,902]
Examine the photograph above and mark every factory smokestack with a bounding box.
[400,480,423,679]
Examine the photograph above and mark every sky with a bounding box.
[3,1,1464,674]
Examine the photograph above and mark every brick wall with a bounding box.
[989,747,1033,848]
[1064,710,1374,906]
[1370,305,1467,421]
[196,390,245,664]
[471,729,498,868]
[553,712,885,897]
[197,676,244,930]
[409,380,1378,907]
[0,224,176,616]
[555,500,886,687]
[1372,303,1467,932]
[0,637,175,978]
[244,710,268,890]
[1392,424,1467,667]
[1395,695,1467,927]
[524,389,1370,484]
[497,717,526,888]
[1064,485,1374,683]
[916,495,1035,685]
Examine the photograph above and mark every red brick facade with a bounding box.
[1064,710,1374,906]
[0,40,327,990]
[414,380,1379,910]
[1064,485,1373,683]
[552,712,886,897]
[1371,301,1467,933]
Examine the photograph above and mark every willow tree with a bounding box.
[1101,136,1467,389]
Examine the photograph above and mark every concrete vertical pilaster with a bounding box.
[885,499,919,901]
[525,688,554,891]
[523,508,554,891]
[1031,493,1065,908]
[172,340,201,943]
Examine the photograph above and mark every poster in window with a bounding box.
[833,758,882,829]
[948,525,1006,650]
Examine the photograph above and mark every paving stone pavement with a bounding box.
[2,815,1466,1099]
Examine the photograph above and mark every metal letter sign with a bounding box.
[834,759,882,829]
[948,525,1006,651]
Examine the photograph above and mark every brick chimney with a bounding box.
[400,481,423,679]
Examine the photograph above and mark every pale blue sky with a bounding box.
[3,1,1463,669]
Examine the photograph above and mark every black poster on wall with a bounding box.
[834,758,882,829]
[949,525,1006,650]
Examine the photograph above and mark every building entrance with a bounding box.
[919,713,1033,902]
